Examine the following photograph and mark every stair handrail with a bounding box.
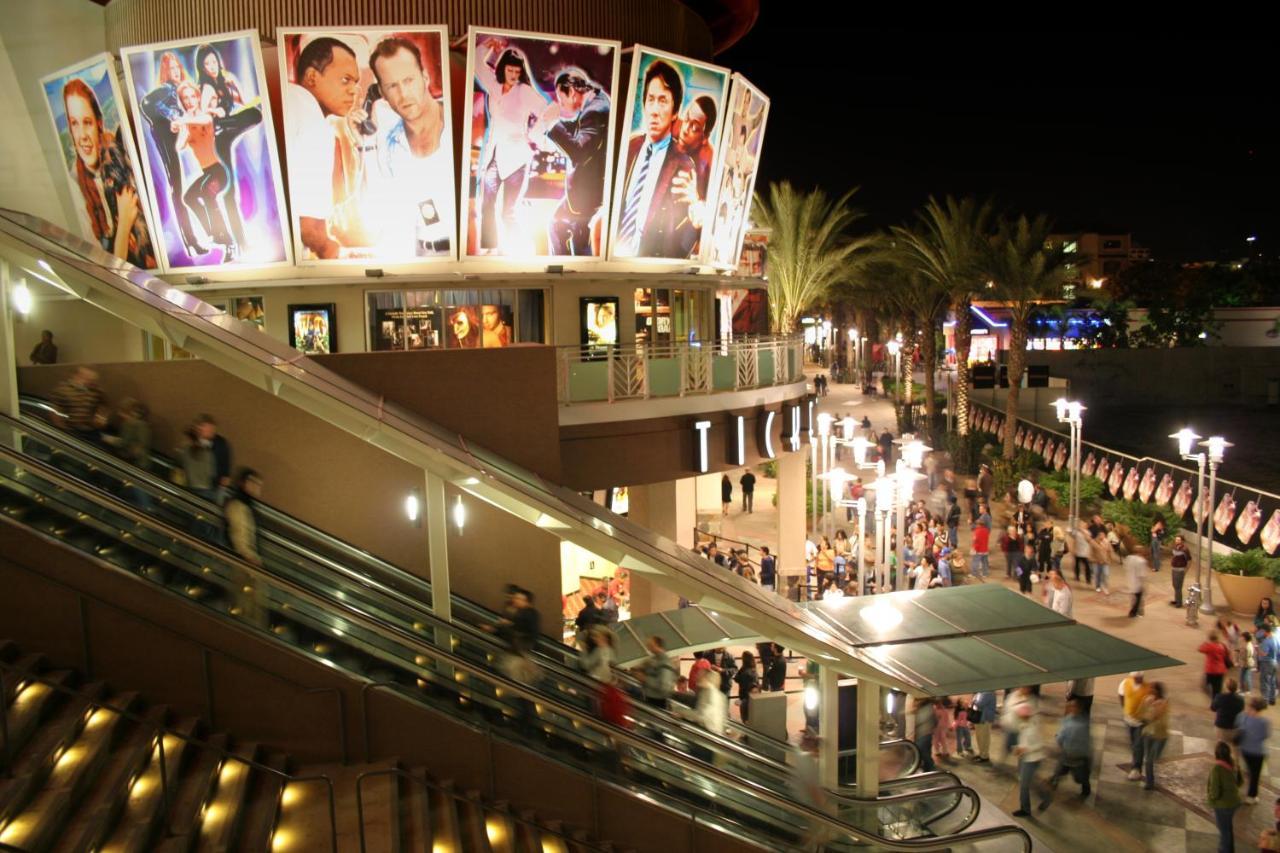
[0,662,338,851]
[354,765,611,853]
[0,447,1033,853]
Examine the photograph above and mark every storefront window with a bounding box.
[367,289,544,351]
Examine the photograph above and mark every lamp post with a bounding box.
[816,413,833,539]
[872,474,895,593]
[1171,429,1212,615]
[848,327,859,386]
[886,338,902,404]
[1054,398,1086,532]
[820,466,870,594]
[1200,436,1231,615]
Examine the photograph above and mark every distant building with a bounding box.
[1049,232,1147,290]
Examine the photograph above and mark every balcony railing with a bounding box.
[556,335,806,404]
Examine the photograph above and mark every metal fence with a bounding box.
[556,335,805,404]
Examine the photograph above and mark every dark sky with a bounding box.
[719,15,1276,262]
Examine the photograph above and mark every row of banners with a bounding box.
[970,407,1280,556]
[38,26,770,274]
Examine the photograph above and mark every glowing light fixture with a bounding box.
[453,495,466,532]
[1170,428,1201,458]
[12,282,32,316]
[859,600,903,633]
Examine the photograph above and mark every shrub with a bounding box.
[941,431,987,475]
[1213,548,1280,581]
[1038,470,1105,514]
[760,460,778,480]
[1100,500,1183,542]
[984,450,1045,502]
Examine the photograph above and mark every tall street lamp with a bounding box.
[1054,398,1086,532]
[886,338,902,403]
[815,413,834,539]
[819,466,870,594]
[1200,435,1231,615]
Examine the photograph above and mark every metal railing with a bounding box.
[556,334,806,404]
[0,663,338,851]
[0,445,1031,852]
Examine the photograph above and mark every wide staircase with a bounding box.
[0,401,1031,852]
[0,641,625,852]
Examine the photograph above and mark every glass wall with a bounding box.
[633,287,714,345]
[367,288,545,351]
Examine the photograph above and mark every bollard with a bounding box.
[1186,584,1201,627]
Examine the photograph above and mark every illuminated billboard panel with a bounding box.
[121,30,292,271]
[607,45,730,263]
[277,27,456,264]
[460,27,621,260]
[703,74,769,268]
[39,54,160,270]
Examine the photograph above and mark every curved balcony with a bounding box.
[556,335,805,406]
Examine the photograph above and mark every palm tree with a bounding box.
[985,214,1078,459]
[752,182,878,333]
[891,196,994,437]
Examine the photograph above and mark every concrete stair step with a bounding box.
[0,691,137,852]
[2,652,50,704]
[98,715,202,853]
[479,804,516,853]
[0,681,106,832]
[192,741,260,853]
[3,670,73,766]
[293,759,398,853]
[53,704,168,853]
[427,778,463,852]
[155,731,229,853]
[236,750,289,852]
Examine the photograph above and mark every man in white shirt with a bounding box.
[362,36,453,258]
[474,40,545,253]
[285,36,361,260]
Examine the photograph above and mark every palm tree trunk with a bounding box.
[899,334,916,430]
[922,323,937,437]
[1002,318,1028,460]
[953,297,972,436]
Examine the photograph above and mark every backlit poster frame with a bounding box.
[276,25,456,266]
[459,26,622,261]
[289,302,337,354]
[580,296,619,357]
[120,29,293,272]
[38,53,160,271]
[703,73,770,268]
[606,45,730,264]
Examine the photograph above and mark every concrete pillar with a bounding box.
[425,470,452,648]
[818,665,840,789]
[855,680,880,798]
[778,448,806,595]
[0,260,19,421]
[627,478,695,615]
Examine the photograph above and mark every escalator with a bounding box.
[0,413,1030,851]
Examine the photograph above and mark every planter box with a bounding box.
[1215,571,1277,617]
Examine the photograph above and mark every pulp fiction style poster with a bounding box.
[704,74,769,267]
[607,46,729,262]
[460,27,621,259]
[39,54,159,270]
[278,27,456,264]
[121,30,292,271]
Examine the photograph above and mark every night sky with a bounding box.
[719,16,1275,262]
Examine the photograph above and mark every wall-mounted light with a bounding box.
[693,419,712,473]
[404,488,422,527]
[453,495,466,532]
[12,281,33,316]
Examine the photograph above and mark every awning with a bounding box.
[613,585,1181,696]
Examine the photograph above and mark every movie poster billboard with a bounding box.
[121,31,291,271]
[289,303,336,353]
[738,229,768,278]
[39,54,159,270]
[607,46,730,262]
[704,73,769,268]
[277,27,456,264]
[459,27,621,260]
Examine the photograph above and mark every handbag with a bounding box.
[1030,572,1040,584]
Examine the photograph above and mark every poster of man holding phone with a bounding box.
[278,27,455,263]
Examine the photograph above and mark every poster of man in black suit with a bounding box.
[540,67,610,255]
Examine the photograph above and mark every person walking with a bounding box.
[1238,696,1272,804]
[1013,542,1037,596]
[1070,520,1094,586]
[1169,534,1192,607]
[1067,676,1095,717]
[946,496,961,556]
[1139,682,1170,790]
[638,635,678,710]
[734,650,760,724]
[933,697,956,763]
[1120,672,1151,781]
[1011,698,1049,817]
[954,699,973,757]
[970,515,991,581]
[1048,698,1092,799]
[971,690,997,763]
[1199,630,1233,700]
[1046,569,1073,617]
[223,467,266,628]
[1212,679,1246,763]
[29,329,58,365]
[1241,634,1258,695]
[1259,626,1279,707]
[720,474,732,516]
[1149,518,1166,571]
[759,546,777,593]
[1002,526,1022,581]
[578,624,615,683]
[1092,526,1115,596]
[1208,741,1242,853]
[739,468,756,514]
[912,697,938,773]
[1125,550,1149,617]
[1257,597,1279,632]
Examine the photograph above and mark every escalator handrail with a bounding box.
[0,447,1032,853]
[7,410,851,778]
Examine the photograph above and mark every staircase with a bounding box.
[0,642,623,852]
